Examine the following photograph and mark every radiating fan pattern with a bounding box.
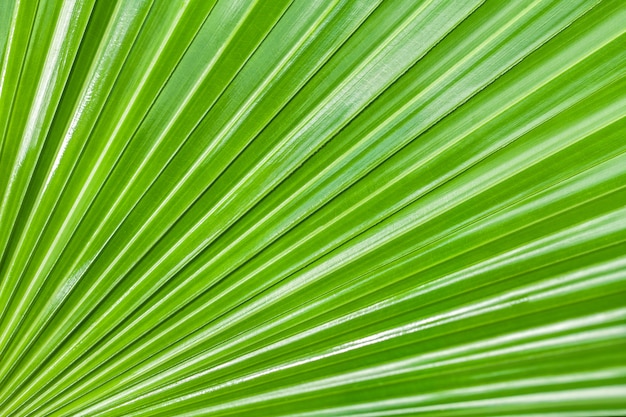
[0,0,625,416]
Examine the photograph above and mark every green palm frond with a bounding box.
[0,0,625,416]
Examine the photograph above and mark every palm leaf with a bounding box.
[0,0,624,415]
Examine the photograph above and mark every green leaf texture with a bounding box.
[0,0,625,415]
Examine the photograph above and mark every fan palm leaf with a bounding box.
[0,0,624,416]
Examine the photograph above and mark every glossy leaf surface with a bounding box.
[0,0,625,416]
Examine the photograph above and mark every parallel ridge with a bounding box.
[0,0,624,416]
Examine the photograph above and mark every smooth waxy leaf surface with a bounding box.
[0,0,624,416]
